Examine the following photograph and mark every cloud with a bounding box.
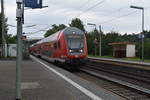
[3,0,150,38]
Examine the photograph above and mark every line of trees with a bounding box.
[1,16,150,59]
[87,29,150,59]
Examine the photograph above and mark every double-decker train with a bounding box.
[30,27,88,69]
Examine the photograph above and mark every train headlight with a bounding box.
[69,50,73,53]
[80,49,83,52]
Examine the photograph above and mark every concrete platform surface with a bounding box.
[0,56,124,100]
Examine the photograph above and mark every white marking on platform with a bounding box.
[21,82,40,90]
[31,55,102,100]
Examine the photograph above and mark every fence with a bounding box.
[0,44,2,57]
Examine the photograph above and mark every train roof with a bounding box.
[62,27,84,35]
[36,31,60,45]
[34,27,84,45]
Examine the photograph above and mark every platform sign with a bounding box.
[25,0,42,9]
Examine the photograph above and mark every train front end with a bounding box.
[64,27,88,66]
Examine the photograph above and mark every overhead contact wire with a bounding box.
[75,0,106,18]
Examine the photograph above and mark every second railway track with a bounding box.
[72,58,150,100]
[75,70,150,100]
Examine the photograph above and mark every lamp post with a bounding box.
[87,23,96,29]
[130,5,144,62]
[15,0,47,99]
[16,0,23,99]
[87,23,102,56]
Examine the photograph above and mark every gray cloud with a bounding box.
[3,0,150,39]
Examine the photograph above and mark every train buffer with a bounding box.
[0,56,125,100]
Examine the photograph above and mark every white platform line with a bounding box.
[31,55,102,100]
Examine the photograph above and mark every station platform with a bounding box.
[89,57,150,70]
[0,55,124,100]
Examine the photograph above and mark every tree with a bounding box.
[44,24,66,37]
[87,31,96,55]
[87,28,105,56]
[144,40,150,59]
[144,30,150,38]
[6,34,17,44]
[0,13,8,44]
[69,18,85,31]
[99,32,120,56]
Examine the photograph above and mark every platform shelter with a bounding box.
[109,42,135,58]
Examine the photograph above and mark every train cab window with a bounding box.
[67,37,84,49]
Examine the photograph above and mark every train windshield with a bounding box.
[67,36,84,49]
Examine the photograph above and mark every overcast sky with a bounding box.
[2,0,150,39]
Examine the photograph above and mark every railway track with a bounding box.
[38,56,150,100]
[73,59,150,100]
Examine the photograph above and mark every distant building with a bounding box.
[109,42,136,58]
[0,44,17,58]
[8,44,17,57]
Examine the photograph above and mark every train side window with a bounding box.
[58,40,60,48]
[54,42,57,49]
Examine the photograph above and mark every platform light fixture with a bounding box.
[130,5,144,62]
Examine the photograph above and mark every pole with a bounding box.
[99,25,102,56]
[95,44,97,56]
[1,0,6,57]
[22,0,24,24]
[141,9,144,62]
[16,0,23,99]
[95,39,97,56]
[94,27,97,56]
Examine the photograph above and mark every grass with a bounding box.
[123,57,150,63]
[88,55,150,63]
[88,55,113,58]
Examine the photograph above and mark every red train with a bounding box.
[30,27,88,69]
